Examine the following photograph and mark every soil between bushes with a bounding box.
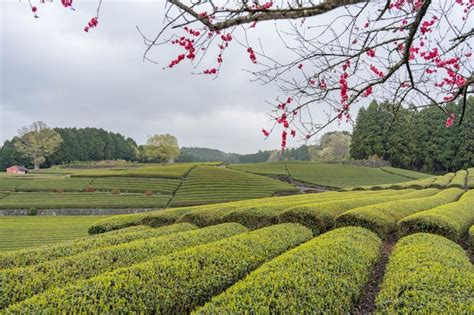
[353,238,394,314]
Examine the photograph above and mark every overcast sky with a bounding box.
[0,0,356,154]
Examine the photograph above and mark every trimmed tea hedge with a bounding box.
[376,233,473,313]
[336,188,463,238]
[0,192,171,209]
[221,190,396,230]
[0,223,196,269]
[428,172,455,188]
[14,177,93,192]
[178,191,361,228]
[388,177,436,190]
[0,223,247,308]
[88,212,152,234]
[6,224,312,314]
[447,170,467,189]
[89,177,181,194]
[195,227,381,314]
[278,189,435,234]
[379,167,431,179]
[398,189,474,241]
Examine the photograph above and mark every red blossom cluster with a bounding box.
[366,49,376,58]
[84,17,98,33]
[261,129,270,137]
[203,68,218,75]
[247,47,257,63]
[370,64,385,78]
[168,36,196,67]
[363,86,373,97]
[445,113,456,127]
[61,0,73,8]
[183,26,201,37]
[252,1,274,10]
[319,79,327,90]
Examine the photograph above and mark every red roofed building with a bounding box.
[6,166,28,174]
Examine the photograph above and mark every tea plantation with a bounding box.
[0,163,472,313]
[1,185,472,312]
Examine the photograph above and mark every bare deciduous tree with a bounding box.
[24,0,473,148]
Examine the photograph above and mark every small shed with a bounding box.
[6,166,28,174]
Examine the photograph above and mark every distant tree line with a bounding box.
[0,127,138,170]
[350,97,474,173]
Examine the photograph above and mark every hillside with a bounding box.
[0,162,297,211]
[229,161,430,189]
[0,187,472,313]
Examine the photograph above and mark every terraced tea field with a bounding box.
[0,163,298,210]
[0,186,472,313]
[170,166,298,207]
[229,161,429,188]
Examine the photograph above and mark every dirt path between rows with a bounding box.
[353,238,394,314]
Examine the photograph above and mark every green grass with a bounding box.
[285,162,412,188]
[170,166,298,207]
[0,216,110,252]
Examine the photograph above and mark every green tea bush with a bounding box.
[221,190,395,230]
[447,170,467,189]
[0,223,196,269]
[278,189,434,234]
[428,172,455,188]
[89,177,180,194]
[380,167,431,179]
[398,189,474,241]
[88,212,151,234]
[6,224,311,314]
[336,188,463,238]
[376,233,473,313]
[388,177,436,190]
[0,192,171,210]
[14,177,92,192]
[0,223,247,308]
[195,227,381,314]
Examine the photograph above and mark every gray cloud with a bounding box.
[0,1,354,154]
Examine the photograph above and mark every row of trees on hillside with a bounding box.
[0,123,181,170]
[351,97,474,173]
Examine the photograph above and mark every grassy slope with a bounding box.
[0,216,110,252]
